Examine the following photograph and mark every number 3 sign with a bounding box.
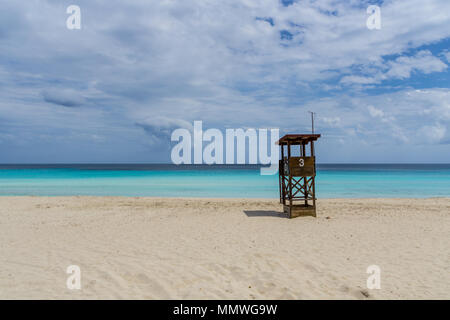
[299,158,304,167]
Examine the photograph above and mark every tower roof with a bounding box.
[276,134,321,145]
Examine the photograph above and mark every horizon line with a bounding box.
[0,163,449,165]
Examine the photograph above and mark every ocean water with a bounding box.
[0,164,449,198]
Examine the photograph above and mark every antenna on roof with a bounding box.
[308,111,316,134]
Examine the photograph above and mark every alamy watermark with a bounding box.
[66,265,81,290]
[65,5,380,32]
[171,121,279,175]
[66,5,81,30]
[366,265,381,289]
[366,5,381,30]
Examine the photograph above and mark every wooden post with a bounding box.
[280,145,285,205]
[279,145,284,204]
[311,141,316,216]
[287,142,292,216]
[303,142,308,207]
[278,162,282,204]
[312,176,316,217]
[278,146,281,204]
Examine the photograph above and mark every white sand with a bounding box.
[0,196,449,299]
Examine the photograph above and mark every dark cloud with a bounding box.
[42,89,85,107]
[136,117,192,145]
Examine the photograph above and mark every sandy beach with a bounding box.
[0,196,449,300]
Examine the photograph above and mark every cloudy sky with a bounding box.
[0,0,449,163]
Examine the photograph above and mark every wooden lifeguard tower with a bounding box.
[277,134,321,218]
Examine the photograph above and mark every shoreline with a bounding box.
[1,196,449,299]
[0,195,449,200]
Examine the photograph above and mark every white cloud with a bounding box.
[418,123,447,144]
[442,50,450,63]
[385,50,447,79]
[0,0,450,162]
[2,1,449,95]
[322,116,341,127]
[340,76,378,85]
[341,50,448,85]
[368,105,384,118]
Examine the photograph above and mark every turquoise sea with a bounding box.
[0,164,449,198]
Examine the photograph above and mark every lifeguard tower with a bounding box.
[277,134,321,218]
